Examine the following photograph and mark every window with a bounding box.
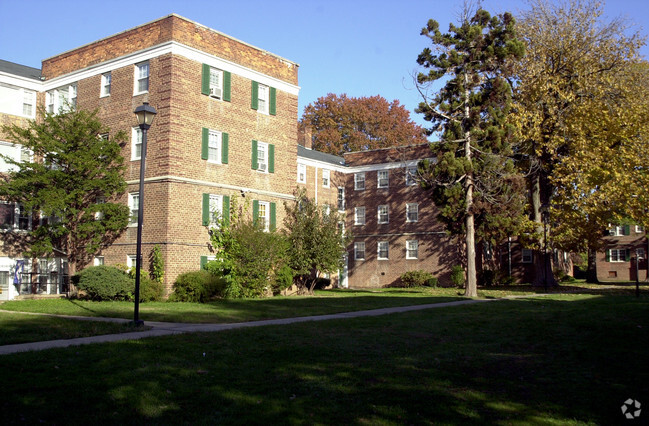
[94,257,104,266]
[94,197,105,220]
[406,166,418,186]
[406,203,419,222]
[101,72,111,97]
[377,241,389,260]
[354,172,365,190]
[128,193,139,225]
[46,84,77,114]
[252,140,274,173]
[0,141,24,172]
[0,83,36,118]
[636,225,645,233]
[208,130,221,163]
[337,187,345,211]
[377,170,389,188]
[638,248,645,260]
[354,242,365,260]
[201,128,228,164]
[377,205,389,224]
[609,225,630,236]
[131,128,143,160]
[202,194,230,227]
[251,81,276,115]
[127,255,138,269]
[208,194,222,227]
[0,202,31,231]
[322,169,330,188]
[354,207,365,225]
[406,240,419,259]
[297,164,306,183]
[522,249,533,263]
[253,200,275,232]
[209,67,223,99]
[135,62,149,94]
[608,249,629,262]
[201,64,231,101]
[20,146,31,163]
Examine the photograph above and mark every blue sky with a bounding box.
[1,0,648,128]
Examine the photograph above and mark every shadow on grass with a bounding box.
[0,294,646,424]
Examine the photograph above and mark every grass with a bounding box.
[0,292,647,425]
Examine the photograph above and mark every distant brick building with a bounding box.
[596,224,648,282]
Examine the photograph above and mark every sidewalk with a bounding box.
[0,298,493,355]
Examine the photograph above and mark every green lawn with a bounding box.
[1,290,647,424]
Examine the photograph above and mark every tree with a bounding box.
[415,6,525,296]
[300,93,428,156]
[0,108,130,275]
[283,188,350,294]
[513,0,646,283]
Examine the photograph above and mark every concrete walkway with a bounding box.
[0,298,495,355]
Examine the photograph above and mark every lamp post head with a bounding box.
[134,102,157,130]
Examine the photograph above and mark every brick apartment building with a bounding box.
[1,15,640,300]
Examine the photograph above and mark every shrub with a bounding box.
[425,277,439,287]
[138,276,164,302]
[169,270,223,303]
[272,264,294,295]
[561,274,576,283]
[400,270,435,288]
[451,265,465,288]
[479,269,496,287]
[73,266,133,301]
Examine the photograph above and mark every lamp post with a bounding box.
[540,203,550,293]
[133,102,157,326]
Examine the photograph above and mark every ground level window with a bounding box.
[521,249,533,263]
[608,249,628,262]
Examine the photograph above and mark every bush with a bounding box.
[272,264,294,295]
[169,270,224,303]
[138,276,164,302]
[479,269,496,287]
[450,265,465,288]
[73,266,133,301]
[561,274,576,283]
[400,270,435,288]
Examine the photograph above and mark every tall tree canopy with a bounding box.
[415,6,526,297]
[513,0,646,282]
[300,93,428,156]
[0,108,130,274]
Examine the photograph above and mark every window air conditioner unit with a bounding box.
[210,87,222,99]
[258,162,267,172]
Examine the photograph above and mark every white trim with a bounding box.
[406,240,419,259]
[41,41,300,96]
[0,72,42,91]
[377,241,389,260]
[297,156,347,173]
[125,174,295,201]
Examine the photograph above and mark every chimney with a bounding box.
[298,123,313,149]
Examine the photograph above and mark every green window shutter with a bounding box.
[223,195,230,226]
[269,87,277,115]
[251,81,259,110]
[251,140,258,170]
[202,193,210,226]
[223,71,231,102]
[222,132,229,164]
[201,128,209,160]
[268,144,275,173]
[606,250,610,262]
[200,256,208,270]
[626,249,631,261]
[270,202,276,231]
[624,225,630,235]
[201,64,210,95]
[252,200,259,226]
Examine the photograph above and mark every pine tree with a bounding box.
[415,7,525,296]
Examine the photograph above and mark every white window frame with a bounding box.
[126,255,138,269]
[131,127,143,161]
[406,166,417,186]
[354,242,365,260]
[207,129,222,164]
[258,201,270,232]
[134,62,149,95]
[377,241,389,260]
[610,225,625,236]
[208,194,223,227]
[46,84,77,114]
[94,256,105,266]
[128,193,139,226]
[609,249,627,263]
[337,187,345,211]
[101,72,111,97]
[377,205,389,224]
[322,169,330,188]
[522,249,533,264]
[377,170,389,188]
[209,67,223,99]
[354,207,365,225]
[635,225,644,233]
[354,172,365,190]
[257,83,269,114]
[406,203,419,223]
[297,163,307,183]
[257,141,269,173]
[406,240,419,259]
[0,201,31,231]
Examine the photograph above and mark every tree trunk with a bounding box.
[463,72,477,297]
[586,247,599,283]
[530,168,557,288]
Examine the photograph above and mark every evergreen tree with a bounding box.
[0,108,130,275]
[415,7,525,296]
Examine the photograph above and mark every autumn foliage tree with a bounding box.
[513,0,646,282]
[300,93,428,156]
[415,7,526,297]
